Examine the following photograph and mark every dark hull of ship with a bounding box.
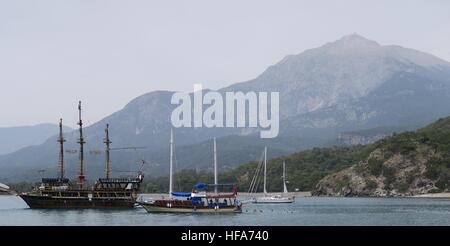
[140,203,241,213]
[142,204,242,213]
[139,200,242,213]
[20,194,136,209]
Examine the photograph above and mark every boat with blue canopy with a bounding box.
[139,133,242,213]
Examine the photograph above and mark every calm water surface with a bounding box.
[1,195,449,226]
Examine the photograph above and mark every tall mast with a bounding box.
[77,101,86,189]
[283,161,288,193]
[263,146,267,195]
[57,118,66,179]
[213,137,218,193]
[169,129,173,199]
[104,124,111,179]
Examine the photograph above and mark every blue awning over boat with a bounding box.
[171,192,191,197]
[194,182,207,188]
[192,197,202,202]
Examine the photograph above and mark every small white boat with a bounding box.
[0,183,10,191]
[251,147,295,204]
[254,194,294,203]
[0,183,12,195]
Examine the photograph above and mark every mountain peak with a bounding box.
[339,33,377,43]
[322,33,381,54]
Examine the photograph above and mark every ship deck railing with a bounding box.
[97,178,142,183]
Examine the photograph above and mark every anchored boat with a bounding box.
[249,147,295,204]
[0,183,13,195]
[140,183,242,213]
[19,101,144,209]
[139,132,242,213]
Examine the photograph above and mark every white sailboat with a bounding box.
[253,147,295,204]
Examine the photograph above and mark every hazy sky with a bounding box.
[1,0,449,128]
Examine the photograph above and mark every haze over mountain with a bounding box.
[0,124,72,155]
[2,34,450,182]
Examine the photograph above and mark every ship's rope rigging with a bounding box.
[248,150,265,195]
[52,126,147,176]
[108,146,146,175]
[173,135,182,192]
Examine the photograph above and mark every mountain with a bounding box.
[0,124,72,155]
[313,116,450,196]
[2,34,450,182]
[227,34,450,121]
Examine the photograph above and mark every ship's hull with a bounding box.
[254,196,295,204]
[20,194,136,209]
[140,202,241,213]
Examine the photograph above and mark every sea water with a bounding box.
[1,195,449,226]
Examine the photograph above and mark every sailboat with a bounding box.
[138,133,242,213]
[251,147,295,204]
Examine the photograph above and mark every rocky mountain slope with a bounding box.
[313,117,450,196]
